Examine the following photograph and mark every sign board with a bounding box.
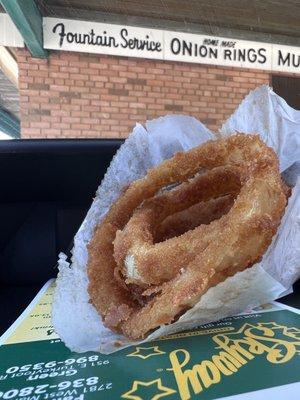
[0,14,23,47]
[43,17,300,73]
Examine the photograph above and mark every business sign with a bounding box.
[42,17,299,73]
[44,17,163,60]
[164,31,272,71]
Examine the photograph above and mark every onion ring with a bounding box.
[87,134,287,339]
[125,194,235,306]
[155,194,234,242]
[114,166,241,285]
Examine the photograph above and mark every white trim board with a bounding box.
[0,14,24,48]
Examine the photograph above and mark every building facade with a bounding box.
[1,4,299,140]
[18,48,270,139]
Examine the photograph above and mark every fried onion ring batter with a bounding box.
[114,166,241,285]
[155,194,234,242]
[87,134,287,339]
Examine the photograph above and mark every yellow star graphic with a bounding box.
[127,346,166,359]
[121,378,176,400]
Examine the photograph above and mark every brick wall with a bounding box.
[17,48,269,138]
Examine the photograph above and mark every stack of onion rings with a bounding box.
[87,134,288,340]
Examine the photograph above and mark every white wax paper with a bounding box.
[53,85,300,353]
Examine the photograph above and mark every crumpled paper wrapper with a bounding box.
[53,85,300,353]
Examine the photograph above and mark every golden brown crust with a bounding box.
[87,134,287,339]
[114,166,241,285]
[155,194,234,242]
